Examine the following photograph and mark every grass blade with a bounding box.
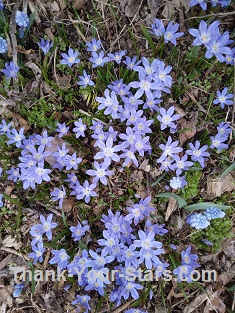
[155,193,187,208]
[184,202,231,212]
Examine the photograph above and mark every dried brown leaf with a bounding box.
[2,236,22,250]
[167,98,186,117]
[11,112,30,131]
[0,99,16,115]
[73,0,85,10]
[28,0,41,24]
[45,28,55,41]
[58,0,67,10]
[155,306,168,313]
[178,113,198,145]
[162,0,190,19]
[207,176,223,197]
[221,238,235,259]
[183,290,208,313]
[0,286,13,307]
[139,159,150,172]
[17,46,35,55]
[45,135,76,166]
[207,174,235,198]
[62,197,76,212]
[165,197,177,221]
[49,1,60,12]
[149,168,163,179]
[204,290,226,313]
[0,255,13,271]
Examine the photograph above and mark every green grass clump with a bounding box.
[190,215,234,252]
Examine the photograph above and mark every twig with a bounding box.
[130,0,144,25]
[232,57,235,129]
[0,247,43,270]
[10,0,22,64]
[109,301,134,313]
[185,10,235,21]
[9,0,22,88]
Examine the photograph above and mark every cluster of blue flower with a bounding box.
[26,203,197,312]
[190,0,231,10]
[173,246,200,282]
[0,9,29,78]
[0,0,234,310]
[187,207,226,229]
[189,20,234,63]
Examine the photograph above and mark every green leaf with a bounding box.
[79,240,88,250]
[220,162,235,178]
[151,172,167,187]
[155,193,187,208]
[140,25,156,56]
[184,202,231,212]
[1,193,22,207]
[226,284,235,291]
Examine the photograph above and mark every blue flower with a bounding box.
[37,38,53,55]
[15,11,29,28]
[1,61,20,79]
[210,134,228,152]
[120,279,144,300]
[0,37,8,53]
[77,70,94,88]
[123,56,141,70]
[213,87,233,109]
[157,106,181,130]
[173,264,195,282]
[189,20,220,46]
[202,239,213,246]
[6,127,25,147]
[70,222,90,241]
[37,213,58,240]
[218,0,231,7]
[6,167,20,182]
[28,241,45,264]
[190,0,207,10]
[157,136,183,163]
[55,122,69,138]
[186,140,210,168]
[13,283,24,298]
[134,230,164,269]
[50,186,66,208]
[49,248,70,270]
[170,176,183,189]
[164,21,184,45]
[71,295,91,313]
[71,180,97,203]
[60,48,80,67]
[181,246,200,268]
[86,161,113,185]
[72,118,87,137]
[0,194,3,208]
[107,50,126,64]
[0,119,12,135]
[186,213,210,229]
[150,18,165,37]
[89,50,110,67]
[204,207,225,220]
[86,38,101,52]
[150,18,184,45]
[64,152,82,170]
[94,137,121,166]
[217,122,232,138]
[205,32,232,62]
